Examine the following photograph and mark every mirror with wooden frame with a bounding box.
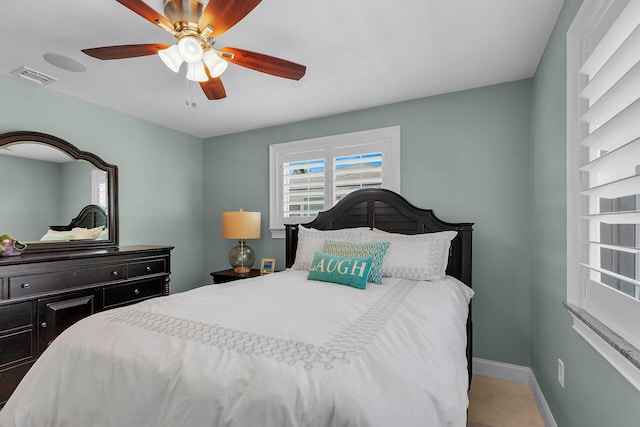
[0,131,119,253]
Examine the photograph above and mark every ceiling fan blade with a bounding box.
[116,0,173,30]
[198,0,261,36]
[220,48,306,80]
[82,44,170,60]
[200,76,227,100]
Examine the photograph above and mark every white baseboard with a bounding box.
[472,357,531,383]
[472,358,557,427]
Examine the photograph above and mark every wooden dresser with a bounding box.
[0,245,173,406]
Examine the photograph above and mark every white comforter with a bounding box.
[0,270,473,427]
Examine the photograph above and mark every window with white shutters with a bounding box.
[91,169,108,210]
[567,0,640,388]
[283,157,326,219]
[333,151,383,203]
[269,127,400,237]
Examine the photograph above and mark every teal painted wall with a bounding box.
[60,160,94,223]
[204,79,533,366]
[0,155,62,240]
[530,1,640,426]
[1,155,106,241]
[0,74,204,293]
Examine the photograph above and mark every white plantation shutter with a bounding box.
[269,127,400,237]
[568,0,640,374]
[282,155,326,218]
[333,152,383,202]
[333,142,384,202]
[91,169,108,210]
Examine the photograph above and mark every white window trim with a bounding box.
[269,126,401,238]
[567,0,640,390]
[91,169,107,210]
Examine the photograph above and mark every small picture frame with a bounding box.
[260,258,276,274]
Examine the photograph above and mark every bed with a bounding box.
[0,189,474,427]
[39,204,108,241]
[285,188,473,382]
[49,204,107,232]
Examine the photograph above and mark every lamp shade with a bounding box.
[222,211,261,240]
[203,49,228,78]
[177,36,204,64]
[158,44,183,73]
[186,62,208,82]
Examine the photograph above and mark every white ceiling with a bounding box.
[0,143,74,163]
[1,0,563,139]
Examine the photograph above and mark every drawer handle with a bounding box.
[21,283,30,289]
[41,322,47,328]
[145,266,152,272]
[112,271,119,277]
[134,289,140,295]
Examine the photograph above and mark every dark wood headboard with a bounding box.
[285,188,473,287]
[50,205,107,232]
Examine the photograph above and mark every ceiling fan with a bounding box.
[82,0,306,100]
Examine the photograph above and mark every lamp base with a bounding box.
[228,239,255,273]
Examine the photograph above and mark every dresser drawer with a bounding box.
[0,329,33,367]
[9,264,125,298]
[0,302,32,331]
[0,362,34,406]
[38,292,97,355]
[103,278,163,308]
[128,259,166,278]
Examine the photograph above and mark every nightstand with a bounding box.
[210,268,262,284]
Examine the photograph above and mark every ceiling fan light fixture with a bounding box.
[81,0,306,102]
[178,36,204,64]
[203,49,228,78]
[158,44,183,73]
[186,62,208,82]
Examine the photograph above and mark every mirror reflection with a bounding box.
[0,142,109,243]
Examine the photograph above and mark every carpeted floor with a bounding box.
[467,375,544,427]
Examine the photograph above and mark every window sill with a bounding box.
[564,302,640,391]
[269,228,285,239]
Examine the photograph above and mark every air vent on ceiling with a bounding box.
[11,67,58,86]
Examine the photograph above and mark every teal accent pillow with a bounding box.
[307,252,374,290]
[322,240,391,284]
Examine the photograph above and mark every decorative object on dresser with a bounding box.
[221,210,261,273]
[0,235,26,257]
[210,268,262,284]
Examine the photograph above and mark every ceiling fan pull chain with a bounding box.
[185,79,197,108]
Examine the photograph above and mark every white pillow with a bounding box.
[291,226,368,271]
[98,228,109,240]
[362,230,457,281]
[71,226,103,240]
[40,226,104,241]
[40,229,74,241]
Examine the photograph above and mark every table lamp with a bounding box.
[222,210,261,273]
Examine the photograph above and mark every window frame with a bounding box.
[269,126,401,238]
[567,0,640,390]
[91,169,108,210]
